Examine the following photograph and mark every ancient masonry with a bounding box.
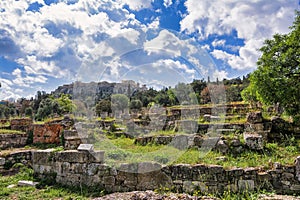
[1,149,300,195]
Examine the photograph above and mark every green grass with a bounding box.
[0,121,10,128]
[0,129,24,134]
[174,143,299,169]
[0,167,93,200]
[93,131,300,170]
[147,130,186,136]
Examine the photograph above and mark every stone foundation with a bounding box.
[33,123,63,144]
[10,118,33,132]
[0,133,27,149]
[31,149,300,195]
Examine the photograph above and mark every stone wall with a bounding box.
[10,118,33,132]
[1,150,32,169]
[33,123,63,144]
[0,133,27,149]
[32,149,300,195]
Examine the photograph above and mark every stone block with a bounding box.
[71,163,86,174]
[33,123,62,144]
[291,184,300,191]
[258,172,271,181]
[103,176,115,185]
[87,163,100,176]
[176,120,198,134]
[183,181,207,194]
[246,111,263,124]
[118,163,138,173]
[281,172,294,181]
[137,162,161,173]
[0,157,5,166]
[227,168,244,177]
[295,156,300,182]
[55,150,89,163]
[32,149,56,165]
[18,180,39,187]
[77,144,94,152]
[238,180,255,191]
[226,183,238,193]
[243,132,264,150]
[215,139,228,154]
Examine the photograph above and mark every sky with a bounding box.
[0,0,299,100]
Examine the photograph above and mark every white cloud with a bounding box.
[120,0,153,11]
[212,39,225,47]
[212,70,228,81]
[12,68,22,77]
[0,78,13,88]
[201,44,210,51]
[180,0,298,71]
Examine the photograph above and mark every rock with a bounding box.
[230,139,242,147]
[7,184,16,188]
[77,144,94,152]
[246,111,263,124]
[295,156,300,181]
[18,180,39,187]
[243,132,264,150]
[0,157,5,166]
[273,162,282,170]
[215,139,228,154]
[215,156,227,161]
[238,180,255,191]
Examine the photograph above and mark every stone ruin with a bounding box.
[1,104,300,196]
[1,147,300,195]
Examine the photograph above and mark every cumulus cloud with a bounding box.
[212,70,228,81]
[1,0,296,100]
[180,0,298,71]
[0,0,147,98]
[212,39,226,47]
[120,0,153,11]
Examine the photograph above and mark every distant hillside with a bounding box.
[52,80,147,102]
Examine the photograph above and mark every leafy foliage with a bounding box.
[111,94,129,113]
[243,11,300,118]
[95,99,112,116]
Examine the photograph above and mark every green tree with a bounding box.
[35,96,59,121]
[95,99,112,116]
[129,99,143,110]
[25,107,33,118]
[243,11,300,118]
[111,94,129,113]
[57,94,75,114]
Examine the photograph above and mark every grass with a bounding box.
[0,129,25,134]
[0,166,93,200]
[0,121,10,128]
[92,131,300,170]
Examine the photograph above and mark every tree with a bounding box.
[129,99,143,110]
[35,96,60,121]
[57,94,75,114]
[95,99,112,116]
[25,107,33,118]
[243,11,300,118]
[200,84,226,104]
[111,94,129,113]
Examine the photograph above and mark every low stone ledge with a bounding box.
[55,150,104,163]
[0,133,28,149]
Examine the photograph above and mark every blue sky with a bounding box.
[0,0,299,99]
